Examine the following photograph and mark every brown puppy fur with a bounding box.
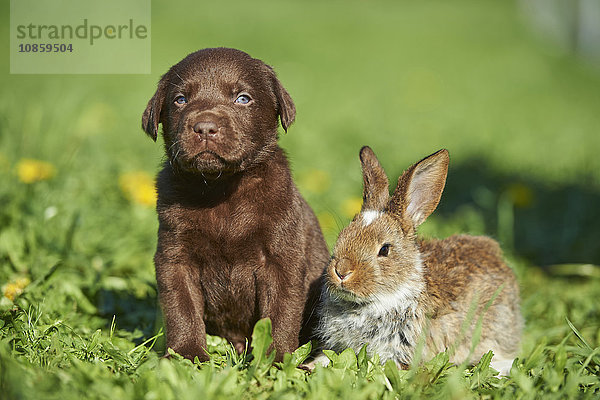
[316,147,522,375]
[141,48,330,361]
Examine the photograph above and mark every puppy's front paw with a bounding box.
[164,345,210,362]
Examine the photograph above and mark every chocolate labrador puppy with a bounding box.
[141,48,329,361]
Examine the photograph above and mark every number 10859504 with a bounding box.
[18,43,74,53]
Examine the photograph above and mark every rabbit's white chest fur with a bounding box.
[318,280,426,365]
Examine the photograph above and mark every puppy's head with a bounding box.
[142,48,295,176]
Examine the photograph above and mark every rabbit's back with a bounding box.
[419,235,522,364]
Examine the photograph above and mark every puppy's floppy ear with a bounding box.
[359,146,390,211]
[266,65,296,132]
[388,149,449,228]
[141,77,168,141]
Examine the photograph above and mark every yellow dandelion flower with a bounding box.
[16,159,56,183]
[119,171,157,207]
[317,211,337,233]
[341,197,363,218]
[507,183,534,208]
[2,277,30,301]
[297,169,331,194]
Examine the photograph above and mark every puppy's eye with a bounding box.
[174,95,187,105]
[378,244,390,257]
[234,94,252,105]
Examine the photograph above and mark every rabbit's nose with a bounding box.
[332,257,354,283]
[334,267,352,282]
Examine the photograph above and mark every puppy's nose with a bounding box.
[193,121,219,136]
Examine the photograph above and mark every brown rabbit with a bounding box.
[315,147,523,375]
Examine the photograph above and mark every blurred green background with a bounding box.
[2,0,599,264]
[1,0,600,397]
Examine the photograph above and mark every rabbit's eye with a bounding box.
[378,244,390,257]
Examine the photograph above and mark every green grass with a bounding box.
[1,0,600,398]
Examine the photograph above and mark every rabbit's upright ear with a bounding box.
[359,146,390,211]
[389,149,449,227]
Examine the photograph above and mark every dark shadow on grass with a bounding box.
[96,288,162,348]
[408,158,600,266]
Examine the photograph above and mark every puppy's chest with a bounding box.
[163,198,271,290]
[168,199,265,247]
[202,262,259,332]
[173,205,269,273]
